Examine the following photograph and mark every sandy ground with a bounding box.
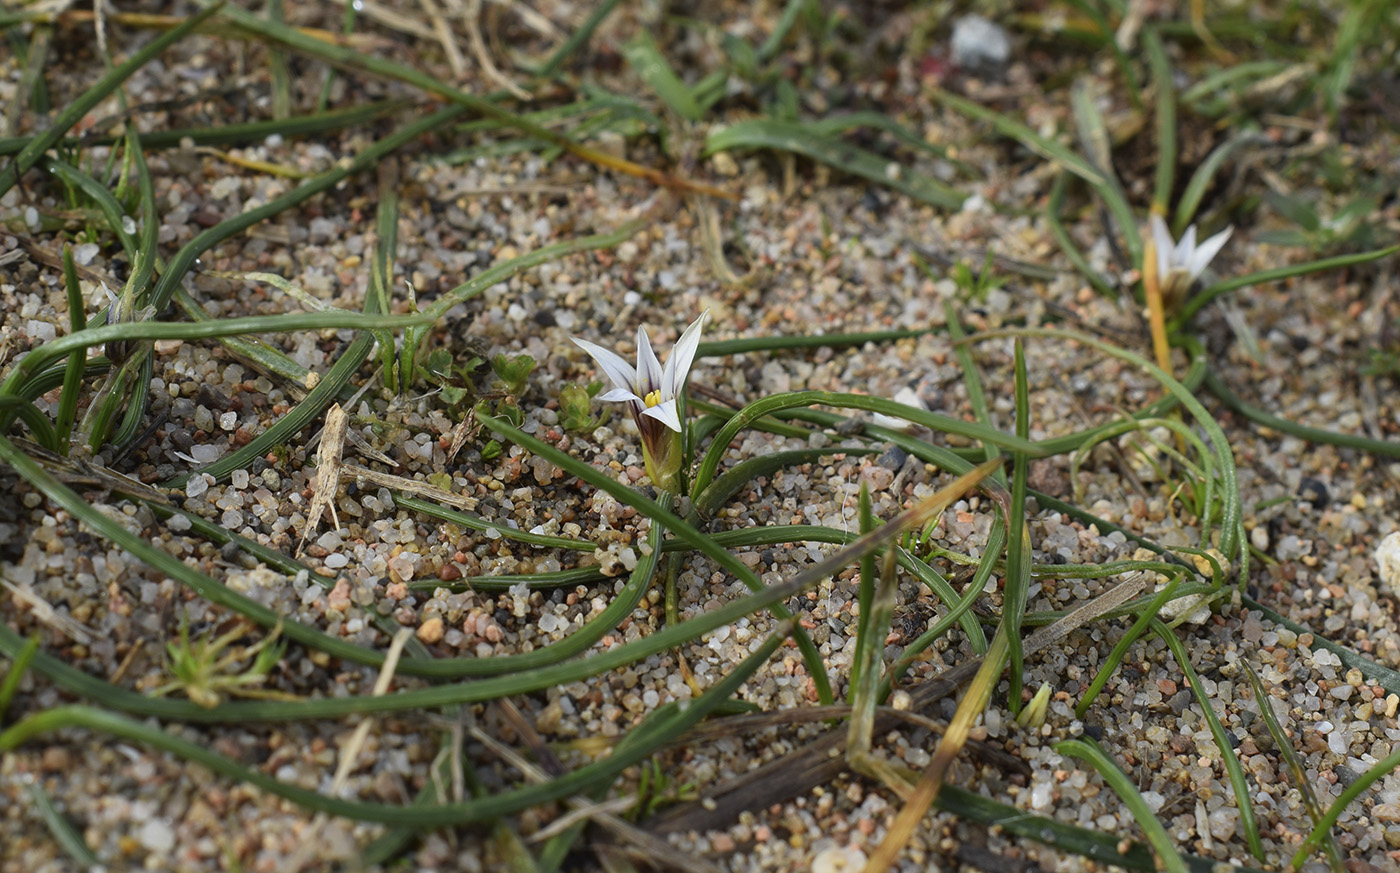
[2,3,1400,872]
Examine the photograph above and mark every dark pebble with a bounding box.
[1168,689,1194,714]
[876,445,907,470]
[196,384,230,411]
[1297,477,1329,509]
[1082,724,1103,740]
[1334,765,1361,789]
[533,310,556,327]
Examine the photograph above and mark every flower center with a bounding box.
[644,389,663,408]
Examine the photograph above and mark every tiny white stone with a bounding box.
[190,444,223,464]
[951,15,1011,70]
[137,818,176,852]
[1030,781,1053,810]
[26,320,56,342]
[73,243,101,265]
[185,475,209,498]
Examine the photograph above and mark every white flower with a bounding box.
[572,311,707,491]
[1149,214,1232,306]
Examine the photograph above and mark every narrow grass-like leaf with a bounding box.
[703,119,965,210]
[25,782,103,869]
[533,0,621,78]
[850,484,877,701]
[1178,60,1289,108]
[1,311,425,421]
[5,23,51,137]
[170,284,311,386]
[108,356,154,452]
[1064,0,1142,108]
[1173,131,1263,236]
[1153,620,1264,860]
[930,86,1104,187]
[1241,661,1346,873]
[755,0,808,61]
[1056,737,1188,873]
[1075,574,1183,718]
[1241,594,1400,696]
[692,389,1042,498]
[695,326,935,358]
[266,0,292,119]
[1144,27,1176,216]
[1046,172,1115,298]
[0,632,39,719]
[1174,244,1400,326]
[802,112,964,167]
[932,782,1262,873]
[53,246,86,453]
[1320,0,1380,123]
[0,98,414,156]
[412,567,604,592]
[369,157,403,389]
[1200,367,1400,460]
[1003,339,1031,712]
[0,447,1001,722]
[688,523,987,653]
[396,497,598,551]
[623,31,704,121]
[1293,746,1400,869]
[941,300,1002,478]
[1069,80,1133,257]
[0,3,221,196]
[41,158,139,262]
[0,397,55,447]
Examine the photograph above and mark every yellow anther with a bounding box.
[644,389,663,408]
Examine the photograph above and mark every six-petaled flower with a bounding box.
[572,311,707,492]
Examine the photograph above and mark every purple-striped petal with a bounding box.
[661,310,707,397]
[635,325,664,394]
[572,336,637,395]
[1186,226,1232,280]
[641,398,682,432]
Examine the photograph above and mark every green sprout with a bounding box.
[491,353,537,398]
[151,616,289,709]
[558,381,605,433]
[950,250,1008,305]
[421,347,487,412]
[626,759,699,821]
